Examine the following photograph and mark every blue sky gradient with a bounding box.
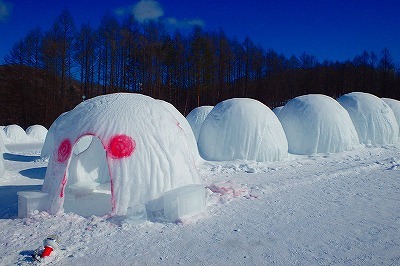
[0,0,399,65]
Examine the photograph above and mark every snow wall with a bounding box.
[186,106,214,142]
[198,98,288,162]
[26,125,48,142]
[158,100,202,163]
[277,94,360,155]
[42,93,200,215]
[337,92,399,146]
[382,98,400,132]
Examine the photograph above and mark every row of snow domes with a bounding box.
[1,124,47,178]
[186,92,400,161]
[0,124,48,143]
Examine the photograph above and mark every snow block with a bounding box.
[17,191,49,218]
[125,203,147,225]
[163,185,206,222]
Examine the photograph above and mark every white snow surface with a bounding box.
[198,98,288,162]
[4,124,29,143]
[0,137,4,178]
[26,125,48,142]
[1,140,400,265]
[382,98,400,130]
[186,106,214,141]
[41,112,67,159]
[42,93,200,216]
[338,92,399,146]
[272,106,283,116]
[158,100,202,163]
[277,94,360,155]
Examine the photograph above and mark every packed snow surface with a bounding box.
[338,92,399,146]
[198,98,288,162]
[26,125,48,142]
[4,124,29,143]
[158,100,202,163]
[186,106,214,141]
[277,94,360,155]
[382,98,400,130]
[1,140,400,265]
[42,93,200,216]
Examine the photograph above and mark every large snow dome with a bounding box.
[4,124,28,142]
[158,100,201,163]
[198,98,288,162]
[277,94,360,155]
[337,92,398,146]
[26,125,48,142]
[42,93,200,216]
[186,106,213,142]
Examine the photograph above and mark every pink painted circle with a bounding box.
[108,134,135,159]
[57,139,72,162]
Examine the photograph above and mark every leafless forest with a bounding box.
[1,9,399,128]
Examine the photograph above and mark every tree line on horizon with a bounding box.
[1,9,400,129]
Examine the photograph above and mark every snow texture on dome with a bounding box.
[0,137,4,178]
[42,93,200,215]
[382,98,400,131]
[4,124,29,142]
[26,125,48,142]
[186,106,213,142]
[277,94,360,155]
[198,98,288,162]
[272,106,283,116]
[337,92,398,146]
[41,112,67,158]
[158,100,201,163]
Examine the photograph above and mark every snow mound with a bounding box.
[382,98,400,131]
[42,93,200,216]
[198,98,288,162]
[0,126,6,142]
[277,94,360,155]
[186,106,214,141]
[158,100,201,163]
[337,92,398,146]
[4,124,29,142]
[26,125,48,142]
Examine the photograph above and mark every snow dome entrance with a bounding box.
[63,135,112,217]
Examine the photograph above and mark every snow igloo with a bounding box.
[41,93,201,218]
[337,92,398,146]
[26,125,48,142]
[4,124,29,142]
[186,106,214,142]
[277,94,360,155]
[198,98,288,162]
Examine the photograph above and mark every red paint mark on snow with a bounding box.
[107,134,135,159]
[59,174,67,198]
[57,139,72,163]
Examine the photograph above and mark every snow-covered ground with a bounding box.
[1,142,400,265]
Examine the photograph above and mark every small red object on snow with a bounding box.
[41,246,53,258]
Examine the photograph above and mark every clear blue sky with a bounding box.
[1,0,399,65]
